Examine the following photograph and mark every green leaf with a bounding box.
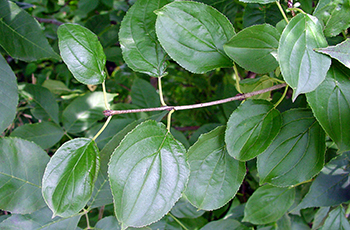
[315,39,350,69]
[313,207,330,230]
[42,138,100,217]
[155,1,235,74]
[243,185,295,225]
[22,84,59,124]
[95,216,122,230]
[307,65,350,152]
[322,205,350,230]
[119,0,170,77]
[11,121,64,149]
[58,23,106,85]
[0,0,59,61]
[42,79,72,95]
[295,152,350,210]
[240,76,275,100]
[314,0,350,37]
[257,109,325,187]
[239,0,276,3]
[185,126,246,210]
[225,100,282,161]
[171,198,205,219]
[224,24,280,74]
[0,137,49,214]
[201,218,249,230]
[108,120,189,228]
[0,54,18,133]
[242,3,283,28]
[131,78,161,109]
[62,92,116,134]
[278,13,331,101]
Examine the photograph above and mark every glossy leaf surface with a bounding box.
[224,24,280,73]
[185,126,246,210]
[322,205,350,230]
[119,0,170,77]
[0,137,49,214]
[0,0,59,61]
[155,1,235,73]
[243,185,295,225]
[225,100,281,161]
[108,120,189,228]
[58,23,106,85]
[0,54,18,133]
[315,39,350,69]
[42,138,100,217]
[307,65,350,152]
[257,109,325,187]
[278,13,331,101]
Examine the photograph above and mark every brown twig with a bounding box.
[35,17,64,26]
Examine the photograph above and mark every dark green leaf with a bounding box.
[58,23,106,85]
[315,39,350,69]
[62,92,116,134]
[307,65,350,152]
[225,100,282,161]
[0,54,18,133]
[200,218,249,230]
[0,137,49,214]
[95,216,122,230]
[10,121,64,149]
[119,0,170,77]
[295,152,350,210]
[322,205,350,230]
[131,78,161,109]
[155,1,235,74]
[239,0,276,3]
[240,76,275,100]
[243,185,295,225]
[185,126,246,210]
[42,138,100,217]
[257,109,325,187]
[224,24,280,73]
[312,207,330,230]
[278,13,331,101]
[243,3,283,28]
[171,198,205,219]
[0,0,59,61]
[108,120,189,228]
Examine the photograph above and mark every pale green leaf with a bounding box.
[108,120,189,228]
[42,79,72,95]
[0,137,49,214]
[240,76,275,100]
[315,39,350,69]
[322,205,350,230]
[42,138,100,217]
[58,23,106,85]
[278,13,331,101]
[155,1,235,74]
[239,0,276,4]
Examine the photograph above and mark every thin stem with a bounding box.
[104,83,287,116]
[102,81,110,110]
[167,109,175,132]
[276,1,289,23]
[168,212,189,230]
[158,76,167,106]
[92,116,112,141]
[274,85,289,108]
[288,7,306,14]
[233,63,242,94]
[84,209,91,230]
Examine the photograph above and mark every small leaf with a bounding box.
[171,198,205,219]
[108,120,189,228]
[307,65,350,152]
[95,216,122,230]
[257,109,325,187]
[155,1,235,74]
[119,0,170,77]
[42,138,100,217]
[243,185,295,225]
[0,54,18,133]
[201,218,249,230]
[58,23,106,85]
[295,152,350,210]
[312,207,330,230]
[0,137,49,214]
[240,76,275,100]
[315,39,350,69]
[322,205,350,230]
[42,79,72,95]
[239,0,276,4]
[185,126,246,210]
[225,100,282,161]
[278,13,331,101]
[0,1,59,61]
[131,78,161,109]
[11,122,64,149]
[224,24,280,73]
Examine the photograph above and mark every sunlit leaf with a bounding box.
[315,39,350,69]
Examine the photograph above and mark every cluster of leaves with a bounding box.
[1,0,350,229]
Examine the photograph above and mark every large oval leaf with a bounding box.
[307,65,350,152]
[225,100,282,161]
[108,120,189,229]
[185,126,246,210]
[243,185,295,225]
[224,24,280,74]
[257,109,325,187]
[58,23,106,85]
[155,1,235,73]
[119,0,170,77]
[0,137,49,214]
[278,13,331,101]
[42,138,100,217]
[0,54,18,133]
